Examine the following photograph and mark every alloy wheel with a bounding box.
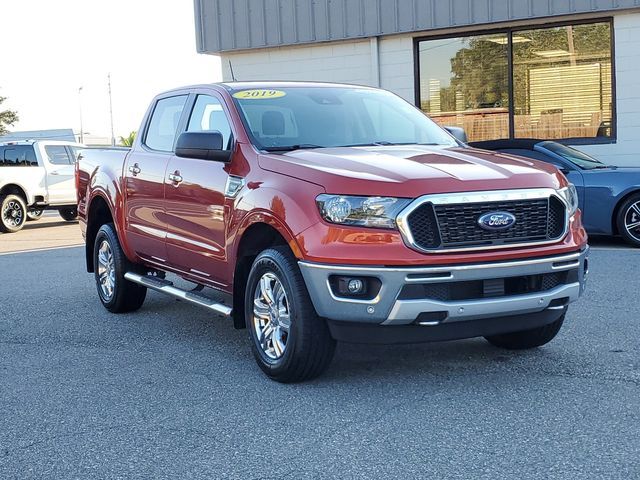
[97,240,116,301]
[2,200,24,228]
[625,201,640,242]
[252,272,291,360]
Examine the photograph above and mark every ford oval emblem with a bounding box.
[477,211,516,231]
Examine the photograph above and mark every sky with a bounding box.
[0,0,222,141]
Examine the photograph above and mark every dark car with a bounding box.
[470,139,640,247]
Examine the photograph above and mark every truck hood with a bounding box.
[258,145,565,197]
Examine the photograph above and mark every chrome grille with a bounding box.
[398,190,569,252]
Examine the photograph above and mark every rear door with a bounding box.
[41,144,76,204]
[1,145,43,203]
[164,93,234,287]
[124,94,188,264]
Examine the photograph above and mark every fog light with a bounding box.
[348,278,364,294]
[329,275,381,300]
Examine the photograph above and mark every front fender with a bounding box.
[229,174,326,261]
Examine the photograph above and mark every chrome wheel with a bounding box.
[252,272,291,360]
[97,240,116,300]
[625,201,640,242]
[2,200,24,228]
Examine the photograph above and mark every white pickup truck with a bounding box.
[0,140,83,233]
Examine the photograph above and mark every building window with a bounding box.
[416,21,613,143]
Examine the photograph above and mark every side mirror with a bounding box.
[444,126,468,144]
[175,131,231,162]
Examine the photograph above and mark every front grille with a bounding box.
[405,196,567,251]
[398,270,575,302]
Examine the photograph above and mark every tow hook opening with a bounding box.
[584,258,589,277]
[547,297,569,310]
[413,311,448,326]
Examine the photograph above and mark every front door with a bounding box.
[42,145,76,205]
[124,94,188,264]
[164,93,234,288]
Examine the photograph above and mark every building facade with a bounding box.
[194,0,640,166]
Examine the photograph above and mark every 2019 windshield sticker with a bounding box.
[232,89,286,99]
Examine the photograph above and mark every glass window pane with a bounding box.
[45,145,71,165]
[3,146,37,166]
[232,87,456,150]
[187,95,233,149]
[418,34,509,142]
[513,23,612,139]
[144,95,188,152]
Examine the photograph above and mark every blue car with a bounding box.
[469,139,640,247]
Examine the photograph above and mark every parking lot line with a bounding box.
[0,244,83,256]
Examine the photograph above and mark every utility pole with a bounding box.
[78,86,84,144]
[108,73,115,146]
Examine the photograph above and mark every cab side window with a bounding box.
[144,95,188,152]
[187,95,233,150]
[2,146,37,166]
[45,145,72,165]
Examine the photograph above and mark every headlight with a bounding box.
[557,185,579,215]
[316,195,411,229]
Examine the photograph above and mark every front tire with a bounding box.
[617,193,640,247]
[0,194,27,233]
[484,314,565,350]
[245,247,336,383]
[59,207,78,221]
[93,223,147,313]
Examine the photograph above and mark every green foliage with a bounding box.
[119,131,136,147]
[0,95,19,136]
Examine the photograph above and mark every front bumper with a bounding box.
[298,248,588,328]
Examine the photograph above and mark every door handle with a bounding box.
[168,171,183,184]
[128,163,141,176]
[50,171,60,176]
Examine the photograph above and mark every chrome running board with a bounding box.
[124,272,232,317]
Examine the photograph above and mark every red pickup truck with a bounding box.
[77,82,589,382]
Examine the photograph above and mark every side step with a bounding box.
[124,272,232,317]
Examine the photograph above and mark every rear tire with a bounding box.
[93,223,147,313]
[27,209,44,221]
[245,247,336,383]
[0,194,27,233]
[616,193,640,247]
[484,314,565,350]
[59,207,78,221]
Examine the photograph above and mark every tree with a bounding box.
[0,95,19,136]
[119,131,136,146]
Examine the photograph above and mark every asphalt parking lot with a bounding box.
[0,223,638,479]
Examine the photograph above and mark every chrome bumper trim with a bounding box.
[384,283,579,325]
[298,248,588,325]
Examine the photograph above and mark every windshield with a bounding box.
[230,86,457,151]
[542,142,606,170]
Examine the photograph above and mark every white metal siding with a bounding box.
[196,0,640,53]
[580,11,640,166]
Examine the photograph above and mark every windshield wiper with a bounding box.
[262,144,323,152]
